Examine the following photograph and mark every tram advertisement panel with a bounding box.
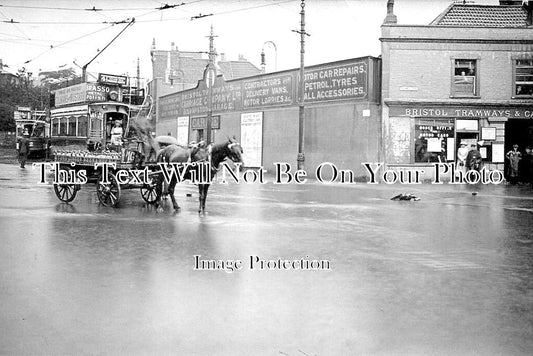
[54,83,120,107]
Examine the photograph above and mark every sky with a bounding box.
[0,0,502,84]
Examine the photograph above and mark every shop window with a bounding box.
[77,116,88,137]
[453,59,477,96]
[68,117,76,136]
[514,59,533,96]
[414,119,454,163]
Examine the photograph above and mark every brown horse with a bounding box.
[155,138,244,213]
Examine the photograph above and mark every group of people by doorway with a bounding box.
[456,141,483,173]
[505,144,533,185]
[455,141,533,186]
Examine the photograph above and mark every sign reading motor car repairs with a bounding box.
[301,61,367,102]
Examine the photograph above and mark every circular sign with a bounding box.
[206,68,216,88]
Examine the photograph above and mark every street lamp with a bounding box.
[260,41,277,73]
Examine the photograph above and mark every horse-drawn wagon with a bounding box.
[52,144,162,207]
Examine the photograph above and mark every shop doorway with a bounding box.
[505,119,533,180]
[456,132,478,158]
[505,119,533,151]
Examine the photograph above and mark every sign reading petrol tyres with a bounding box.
[301,61,367,102]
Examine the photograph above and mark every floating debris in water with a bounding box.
[391,193,420,201]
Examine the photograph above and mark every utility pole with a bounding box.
[293,0,310,170]
[205,25,217,144]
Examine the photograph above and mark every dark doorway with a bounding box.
[456,132,478,161]
[504,119,533,180]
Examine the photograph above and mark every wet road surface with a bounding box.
[1,163,533,355]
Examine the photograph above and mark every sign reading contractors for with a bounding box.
[302,61,367,102]
[241,112,263,168]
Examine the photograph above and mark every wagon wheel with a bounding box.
[53,167,80,203]
[140,173,161,205]
[96,173,121,207]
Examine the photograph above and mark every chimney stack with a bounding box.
[383,0,397,25]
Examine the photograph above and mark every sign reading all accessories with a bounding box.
[98,73,128,86]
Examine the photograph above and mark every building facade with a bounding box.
[381,1,533,178]
[157,57,381,175]
[149,37,261,123]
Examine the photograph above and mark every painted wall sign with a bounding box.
[98,73,128,86]
[243,75,293,108]
[390,105,533,119]
[158,57,375,120]
[301,61,367,102]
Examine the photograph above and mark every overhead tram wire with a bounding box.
[0,1,200,25]
[0,1,204,12]
[20,23,117,65]
[0,8,29,39]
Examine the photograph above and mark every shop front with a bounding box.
[385,103,533,177]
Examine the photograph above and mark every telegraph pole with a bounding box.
[206,25,217,144]
[293,0,310,170]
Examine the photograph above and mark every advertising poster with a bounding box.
[240,112,263,167]
[1,2,532,356]
[176,116,189,146]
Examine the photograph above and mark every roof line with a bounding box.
[429,3,454,26]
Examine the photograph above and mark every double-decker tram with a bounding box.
[49,78,139,150]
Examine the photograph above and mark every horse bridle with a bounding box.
[226,142,243,163]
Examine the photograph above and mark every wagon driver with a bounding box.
[110,119,123,147]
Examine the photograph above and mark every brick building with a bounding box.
[381,0,533,178]
[149,36,261,123]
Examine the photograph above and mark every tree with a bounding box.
[0,73,50,131]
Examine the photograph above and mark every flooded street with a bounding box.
[1,163,533,355]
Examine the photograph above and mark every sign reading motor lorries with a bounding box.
[98,73,128,86]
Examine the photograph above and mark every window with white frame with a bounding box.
[453,59,477,96]
[514,59,533,96]
[452,59,478,96]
